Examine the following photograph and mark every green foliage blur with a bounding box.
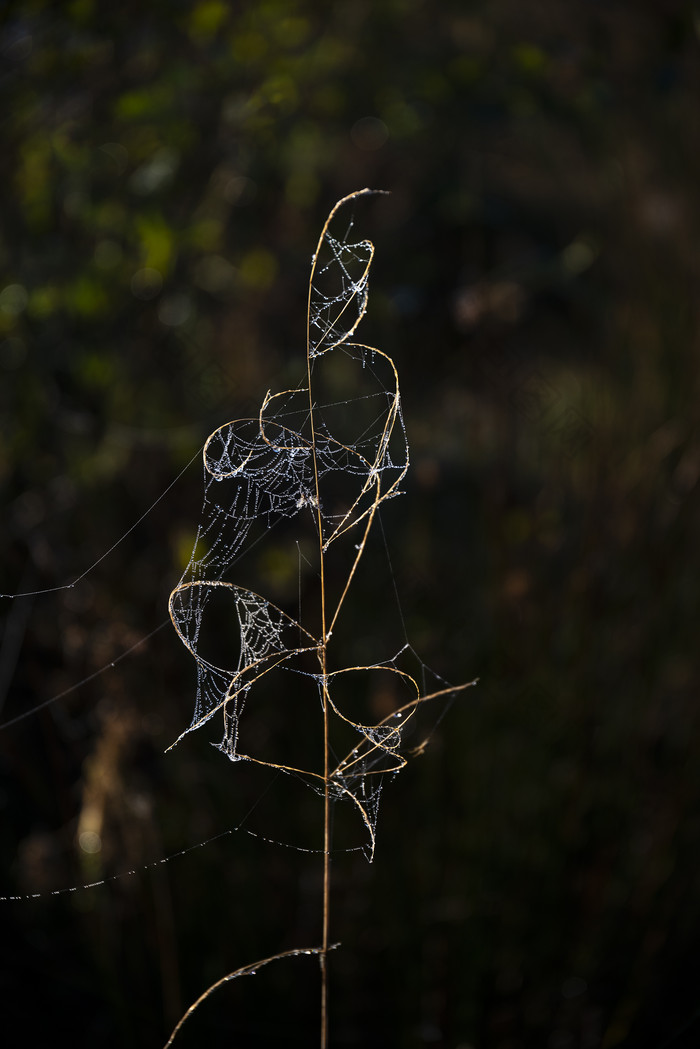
[2,0,700,1046]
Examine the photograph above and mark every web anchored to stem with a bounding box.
[167,189,475,1048]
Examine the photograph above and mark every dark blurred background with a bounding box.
[2,1,700,1046]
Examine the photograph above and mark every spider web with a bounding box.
[168,190,463,859]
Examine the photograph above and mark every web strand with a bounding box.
[0,448,202,601]
[0,825,365,903]
[0,620,170,731]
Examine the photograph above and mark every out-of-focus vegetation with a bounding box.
[2,0,700,1046]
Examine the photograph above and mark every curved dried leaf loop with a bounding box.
[163,943,339,1049]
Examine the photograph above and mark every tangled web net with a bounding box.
[169,190,455,859]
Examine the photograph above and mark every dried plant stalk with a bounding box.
[166,190,474,1047]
